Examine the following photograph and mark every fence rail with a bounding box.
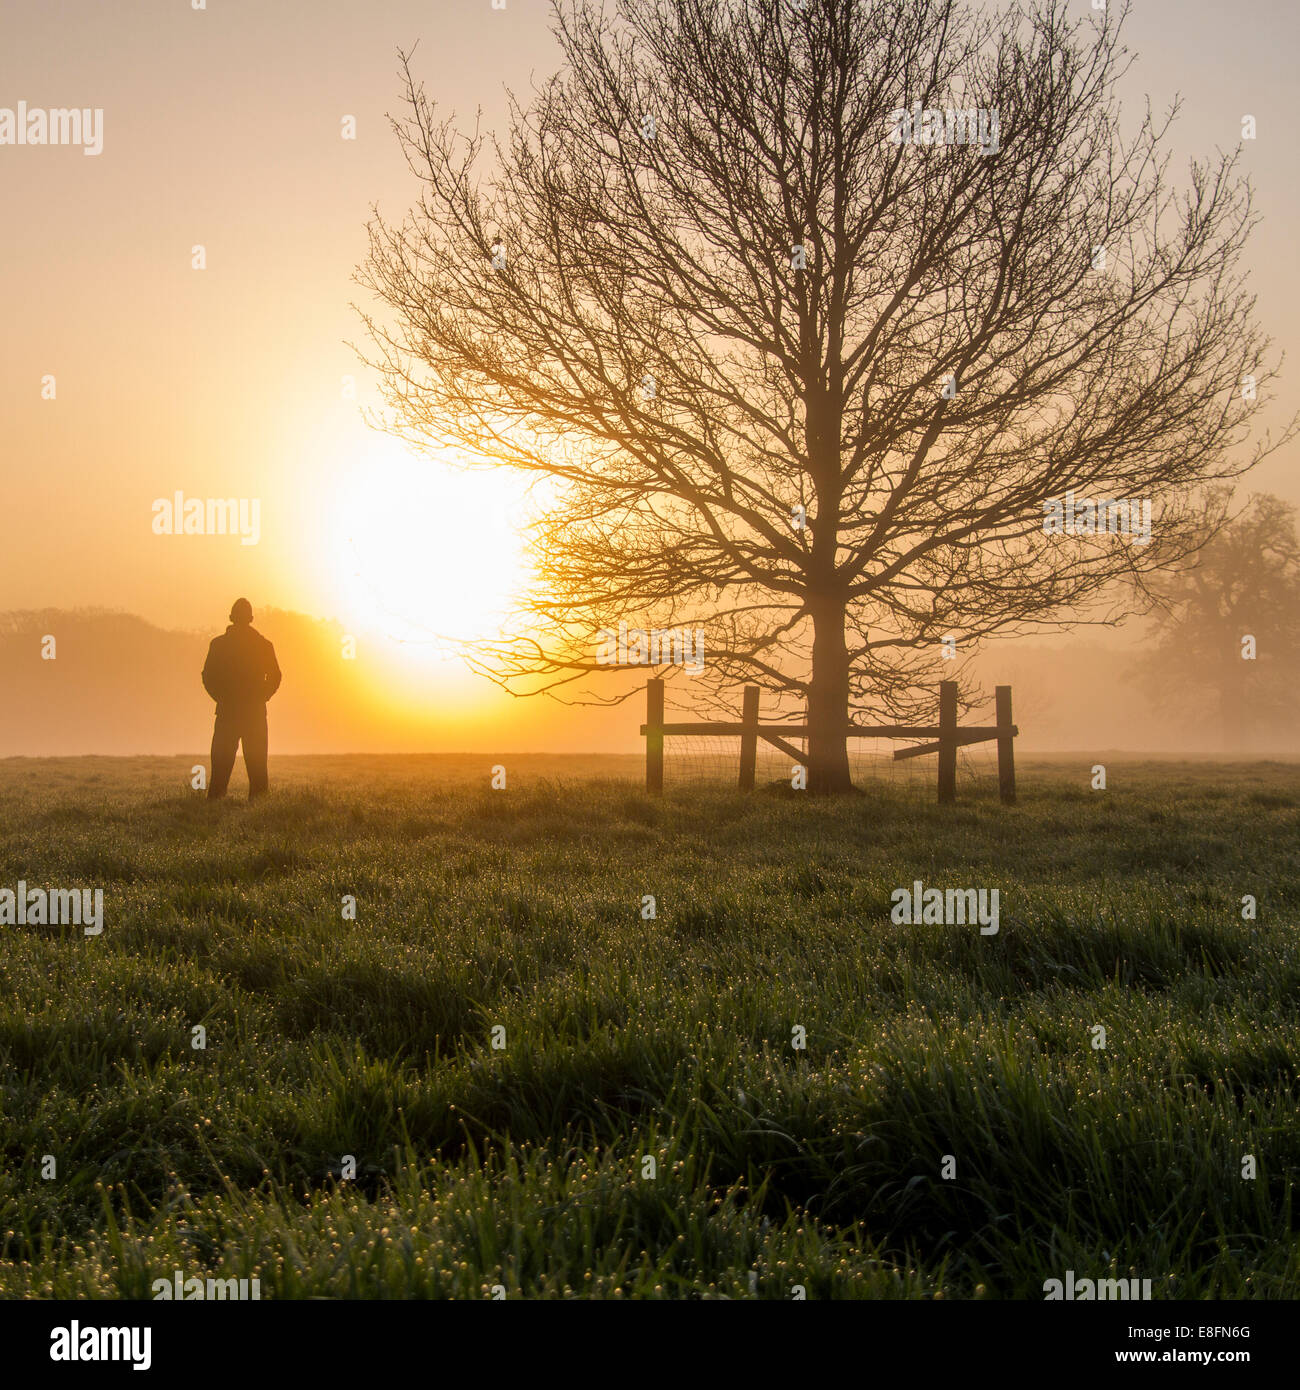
[640,678,1017,804]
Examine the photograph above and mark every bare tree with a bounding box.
[357,0,1288,792]
[1133,490,1300,751]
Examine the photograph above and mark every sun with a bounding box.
[328,438,532,658]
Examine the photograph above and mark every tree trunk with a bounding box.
[807,595,853,793]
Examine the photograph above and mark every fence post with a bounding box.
[738,685,760,791]
[938,680,958,804]
[995,684,1016,805]
[646,678,664,795]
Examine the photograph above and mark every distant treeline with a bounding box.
[0,605,1295,757]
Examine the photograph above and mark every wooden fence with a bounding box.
[640,678,1017,804]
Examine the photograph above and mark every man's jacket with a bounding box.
[202,625,282,711]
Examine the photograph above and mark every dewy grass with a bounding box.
[0,754,1297,1298]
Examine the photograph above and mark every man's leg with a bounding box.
[208,711,238,799]
[243,709,269,798]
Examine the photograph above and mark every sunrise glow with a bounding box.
[324,437,534,662]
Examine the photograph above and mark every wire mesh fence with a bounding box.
[660,731,1002,792]
[650,679,1014,801]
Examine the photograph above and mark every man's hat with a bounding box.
[230,598,254,625]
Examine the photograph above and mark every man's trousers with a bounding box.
[208,705,269,799]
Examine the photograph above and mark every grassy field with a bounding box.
[0,753,1297,1299]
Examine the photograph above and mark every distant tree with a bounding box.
[358,0,1289,791]
[1134,491,1300,750]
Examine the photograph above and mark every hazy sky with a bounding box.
[2,0,1297,718]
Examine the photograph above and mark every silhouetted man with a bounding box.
[202,599,281,799]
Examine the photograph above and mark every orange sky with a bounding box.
[1,0,1298,744]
